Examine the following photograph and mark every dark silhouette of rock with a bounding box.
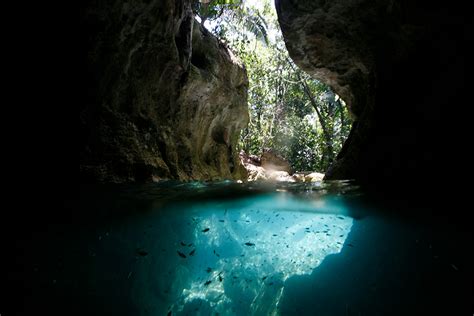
[275,0,468,200]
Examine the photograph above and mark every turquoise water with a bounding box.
[15,181,471,315]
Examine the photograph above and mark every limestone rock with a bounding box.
[240,151,262,166]
[244,163,268,181]
[275,0,467,195]
[304,172,325,182]
[261,149,292,174]
[292,173,306,182]
[80,0,249,182]
[267,170,295,182]
[240,151,310,182]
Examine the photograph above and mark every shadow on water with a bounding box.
[8,181,472,315]
[280,214,470,315]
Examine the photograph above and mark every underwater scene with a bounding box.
[14,181,471,315]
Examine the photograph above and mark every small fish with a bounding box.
[177,251,187,258]
[268,282,274,286]
[136,249,148,256]
[245,242,255,246]
[167,311,172,316]
[202,228,210,232]
[213,250,220,257]
[189,249,196,256]
[219,275,223,282]
[180,241,187,246]
[204,280,212,286]
[187,243,193,247]
[219,219,225,222]
[347,243,354,247]
[337,216,344,220]
[206,267,212,273]
[272,234,278,237]
[262,276,267,280]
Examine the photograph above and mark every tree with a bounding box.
[202,0,352,173]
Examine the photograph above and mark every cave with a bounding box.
[274,0,469,201]
[6,0,470,315]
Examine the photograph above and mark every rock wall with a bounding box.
[80,0,249,182]
[275,0,467,196]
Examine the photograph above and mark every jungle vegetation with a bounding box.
[194,0,352,172]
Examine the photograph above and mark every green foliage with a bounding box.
[193,0,242,24]
[205,0,352,173]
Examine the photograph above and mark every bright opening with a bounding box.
[195,0,352,180]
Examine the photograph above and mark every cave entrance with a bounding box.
[195,0,352,179]
[239,83,351,179]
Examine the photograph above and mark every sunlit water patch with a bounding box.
[21,181,470,316]
[133,193,354,315]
